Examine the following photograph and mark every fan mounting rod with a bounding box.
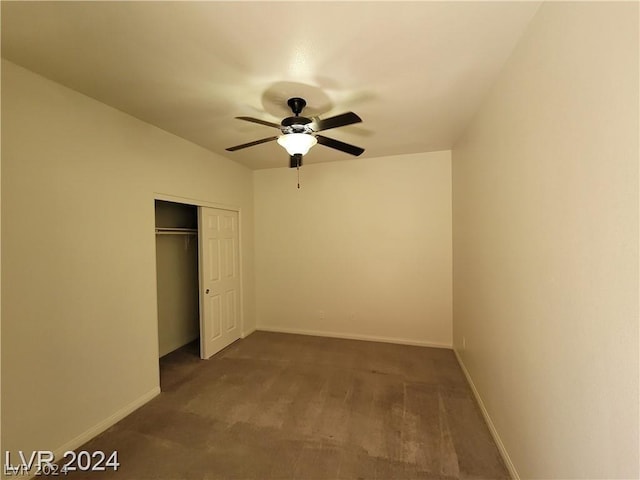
[287,97,306,116]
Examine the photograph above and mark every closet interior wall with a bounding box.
[155,200,199,357]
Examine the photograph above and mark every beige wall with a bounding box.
[452,3,638,479]
[254,151,452,347]
[1,60,255,459]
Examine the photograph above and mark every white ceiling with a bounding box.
[1,1,540,170]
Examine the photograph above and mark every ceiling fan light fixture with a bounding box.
[277,133,317,156]
[226,97,364,162]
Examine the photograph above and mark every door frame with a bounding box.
[152,193,246,359]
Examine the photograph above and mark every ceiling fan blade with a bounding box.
[235,116,281,129]
[314,112,362,132]
[225,136,278,152]
[316,135,365,156]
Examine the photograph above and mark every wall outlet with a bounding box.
[318,310,325,320]
[462,337,466,350]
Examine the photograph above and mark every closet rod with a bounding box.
[155,227,198,235]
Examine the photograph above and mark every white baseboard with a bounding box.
[53,387,160,460]
[257,326,452,349]
[241,327,257,339]
[454,350,518,479]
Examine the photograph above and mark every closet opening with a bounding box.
[155,199,200,390]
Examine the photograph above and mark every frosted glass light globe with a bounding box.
[277,133,317,156]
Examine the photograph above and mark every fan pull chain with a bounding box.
[297,166,300,189]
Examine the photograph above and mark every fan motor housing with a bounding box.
[280,117,314,134]
[281,116,312,127]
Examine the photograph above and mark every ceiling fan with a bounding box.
[226,97,365,168]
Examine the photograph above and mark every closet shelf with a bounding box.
[155,227,198,236]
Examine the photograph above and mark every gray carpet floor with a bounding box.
[70,331,509,479]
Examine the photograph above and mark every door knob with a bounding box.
[205,289,210,294]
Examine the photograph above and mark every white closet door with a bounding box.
[198,207,241,359]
